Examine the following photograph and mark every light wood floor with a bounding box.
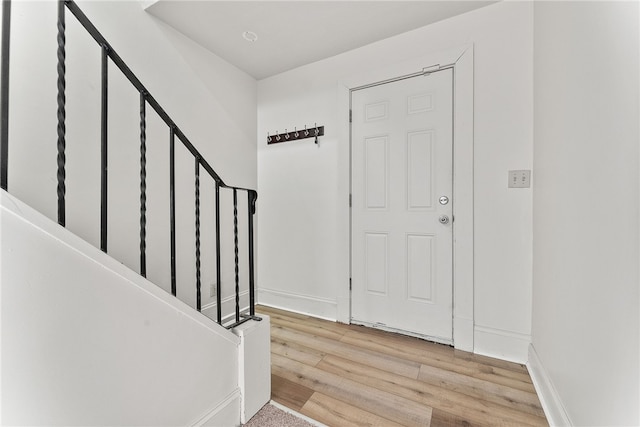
[257,305,548,427]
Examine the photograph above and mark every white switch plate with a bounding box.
[508,170,531,188]
[210,283,216,298]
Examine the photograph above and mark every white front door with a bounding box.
[351,69,453,342]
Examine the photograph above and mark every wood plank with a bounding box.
[347,324,528,375]
[301,392,406,427]
[418,364,545,418]
[430,408,478,427]
[272,353,432,427]
[259,305,352,335]
[268,312,347,341]
[272,324,421,379]
[271,374,314,412]
[340,331,535,393]
[317,355,547,427]
[350,325,529,375]
[453,349,529,375]
[271,337,325,366]
[264,304,528,375]
[345,325,456,357]
[342,329,532,382]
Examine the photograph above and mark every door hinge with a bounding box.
[349,278,352,291]
[349,109,352,123]
[349,194,352,207]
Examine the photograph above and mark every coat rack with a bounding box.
[267,124,324,145]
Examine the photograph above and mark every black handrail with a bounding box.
[0,0,259,329]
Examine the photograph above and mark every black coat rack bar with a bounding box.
[267,125,324,145]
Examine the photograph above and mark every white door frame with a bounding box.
[337,44,474,352]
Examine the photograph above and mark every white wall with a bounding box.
[6,1,256,316]
[257,1,534,362]
[531,2,639,425]
[1,191,241,426]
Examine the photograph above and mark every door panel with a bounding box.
[364,136,388,209]
[365,233,388,295]
[407,130,434,210]
[351,69,453,342]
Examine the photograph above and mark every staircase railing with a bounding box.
[0,0,259,329]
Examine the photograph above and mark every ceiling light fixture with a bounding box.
[242,31,258,42]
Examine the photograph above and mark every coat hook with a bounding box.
[304,125,309,137]
[275,130,281,141]
[314,123,319,144]
[267,131,272,143]
[285,128,290,140]
[294,127,299,138]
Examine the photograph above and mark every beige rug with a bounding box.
[244,402,323,427]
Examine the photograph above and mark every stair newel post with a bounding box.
[247,190,257,317]
[139,91,147,277]
[56,0,66,226]
[195,156,201,312]
[0,0,11,191]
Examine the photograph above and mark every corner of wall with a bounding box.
[139,0,159,11]
[190,390,241,427]
[526,344,572,426]
[474,326,530,364]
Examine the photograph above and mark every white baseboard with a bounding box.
[257,288,337,321]
[336,295,350,324]
[190,388,241,427]
[527,344,572,427]
[201,290,251,325]
[473,325,530,363]
[453,316,474,352]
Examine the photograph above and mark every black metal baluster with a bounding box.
[139,92,146,277]
[215,182,222,324]
[233,188,239,323]
[56,0,66,226]
[0,0,11,191]
[100,44,108,251]
[247,190,257,316]
[195,156,201,312]
[169,127,176,296]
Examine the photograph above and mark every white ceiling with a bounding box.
[146,1,495,80]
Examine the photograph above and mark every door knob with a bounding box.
[439,196,449,205]
[439,215,450,225]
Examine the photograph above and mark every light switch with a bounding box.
[508,170,531,188]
